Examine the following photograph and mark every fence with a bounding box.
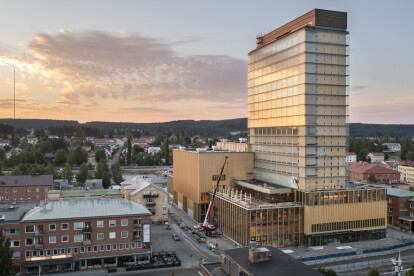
[297,251,357,263]
[362,241,414,254]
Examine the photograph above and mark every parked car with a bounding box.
[172,234,180,241]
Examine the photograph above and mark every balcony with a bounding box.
[83,240,92,246]
[143,194,159,198]
[146,202,156,207]
[35,243,44,249]
[34,231,44,236]
[133,224,142,229]
[149,209,156,215]
[82,227,92,233]
[133,236,142,241]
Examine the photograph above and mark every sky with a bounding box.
[0,0,413,124]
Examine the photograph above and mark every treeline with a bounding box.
[349,137,414,161]
[2,118,414,138]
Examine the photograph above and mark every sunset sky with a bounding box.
[0,0,413,123]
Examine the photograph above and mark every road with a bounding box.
[107,147,122,167]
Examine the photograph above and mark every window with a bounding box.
[74,222,84,229]
[74,234,83,242]
[13,196,16,200]
[60,248,65,255]
[97,233,104,240]
[93,246,98,252]
[137,199,141,204]
[121,231,128,238]
[36,188,39,192]
[49,236,56,243]
[62,235,69,243]
[5,188,8,193]
[97,221,104,228]
[109,220,116,227]
[11,240,20,247]
[133,218,141,225]
[100,245,105,251]
[410,204,414,209]
[25,238,34,246]
[46,250,51,256]
[109,232,116,239]
[27,188,31,192]
[151,190,158,195]
[131,242,136,249]
[6,229,20,235]
[27,195,31,200]
[80,247,85,253]
[106,245,111,251]
[73,247,78,254]
[13,188,17,193]
[5,196,8,200]
[212,175,226,181]
[49,224,56,231]
[121,219,128,226]
[143,191,149,195]
[112,244,117,250]
[25,251,30,258]
[45,188,48,192]
[61,223,69,230]
[163,197,167,202]
[163,214,167,219]
[389,207,393,212]
[125,243,130,249]
[119,243,123,250]
[87,246,92,253]
[12,251,21,259]
[20,195,23,200]
[137,242,142,248]
[67,248,72,254]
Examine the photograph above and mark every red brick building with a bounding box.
[0,175,54,203]
[385,187,414,233]
[348,162,400,184]
[1,198,151,274]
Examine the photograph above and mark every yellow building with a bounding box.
[398,165,414,184]
[172,148,254,222]
[120,176,169,224]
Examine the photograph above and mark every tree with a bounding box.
[95,161,109,179]
[367,156,371,163]
[72,146,87,166]
[127,138,132,165]
[407,152,414,161]
[45,162,56,178]
[405,262,414,276]
[95,149,107,163]
[111,162,123,185]
[102,171,111,189]
[33,149,44,164]
[55,149,67,165]
[62,163,73,181]
[0,162,3,176]
[317,267,337,276]
[162,137,170,164]
[11,134,20,148]
[0,226,14,276]
[368,173,377,183]
[76,163,88,184]
[367,267,380,276]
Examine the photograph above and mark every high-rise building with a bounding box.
[248,9,348,191]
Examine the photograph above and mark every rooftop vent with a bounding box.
[196,148,207,153]
[179,146,186,150]
[248,244,271,263]
[212,146,219,151]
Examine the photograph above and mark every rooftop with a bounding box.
[221,246,322,276]
[384,186,414,198]
[0,175,53,187]
[22,198,150,222]
[348,162,399,174]
[47,189,122,198]
[0,202,38,223]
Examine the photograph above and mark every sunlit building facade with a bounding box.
[248,9,349,191]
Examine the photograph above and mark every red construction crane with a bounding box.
[201,156,228,236]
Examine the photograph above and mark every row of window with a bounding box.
[311,218,386,233]
[2,195,40,201]
[19,242,143,259]
[2,187,48,193]
[25,219,135,233]
[23,231,131,246]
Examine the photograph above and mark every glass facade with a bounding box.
[248,27,349,191]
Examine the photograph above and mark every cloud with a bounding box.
[0,31,247,109]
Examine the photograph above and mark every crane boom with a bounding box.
[202,156,228,231]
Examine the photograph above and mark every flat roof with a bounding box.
[222,246,322,276]
[174,148,252,154]
[237,179,292,194]
[22,198,150,222]
[47,189,122,198]
[0,202,38,223]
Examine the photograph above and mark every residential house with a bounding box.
[367,152,385,163]
[383,143,401,153]
[147,147,161,156]
[346,152,357,163]
[84,179,103,190]
[0,139,10,148]
[44,153,56,164]
[0,175,54,203]
[347,162,400,184]
[120,176,169,224]
[385,186,414,232]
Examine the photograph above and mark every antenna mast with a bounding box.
[13,67,16,120]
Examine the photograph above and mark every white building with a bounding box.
[346,152,357,163]
[367,152,385,163]
[383,143,401,153]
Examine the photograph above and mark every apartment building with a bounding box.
[1,199,151,275]
[385,186,414,232]
[121,176,169,223]
[399,165,414,184]
[0,175,53,203]
[348,162,400,184]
